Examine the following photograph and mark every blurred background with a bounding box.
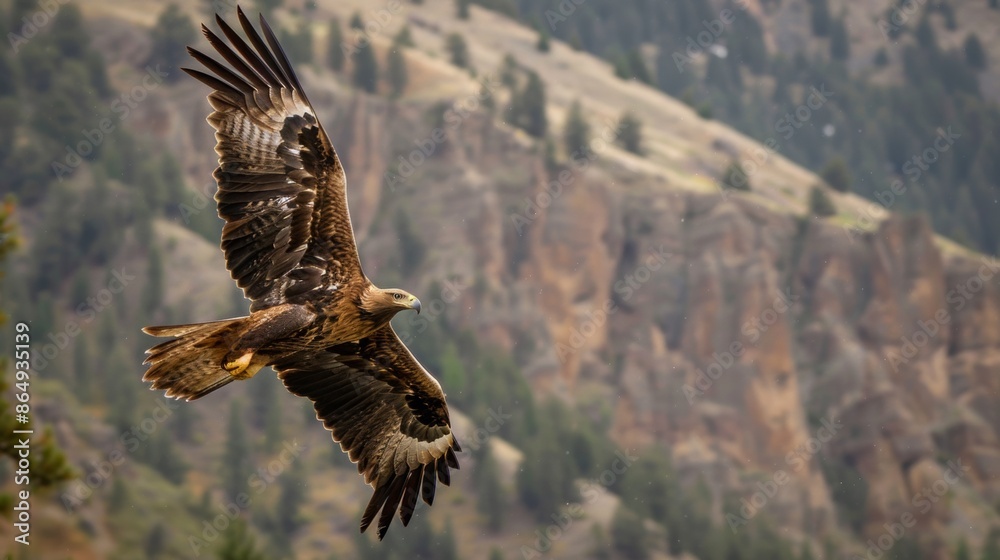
[0,0,999,558]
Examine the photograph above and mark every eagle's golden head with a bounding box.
[361,287,422,322]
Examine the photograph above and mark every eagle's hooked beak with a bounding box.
[409,296,422,314]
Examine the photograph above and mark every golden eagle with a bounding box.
[141,8,459,540]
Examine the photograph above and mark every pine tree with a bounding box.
[327,18,345,72]
[820,157,851,192]
[394,25,414,47]
[387,48,408,98]
[518,71,547,138]
[352,43,379,93]
[145,522,168,559]
[172,401,198,443]
[257,0,282,17]
[216,519,268,560]
[394,209,426,274]
[830,18,849,61]
[955,538,970,560]
[439,342,467,399]
[563,99,590,157]
[964,34,987,70]
[611,505,649,560]
[627,49,651,84]
[446,33,470,68]
[222,400,253,500]
[809,186,836,217]
[721,159,751,191]
[810,0,831,37]
[536,27,551,53]
[456,0,470,19]
[475,444,505,532]
[616,111,643,155]
[148,4,197,82]
[438,518,459,560]
[142,242,165,316]
[276,460,306,534]
[279,22,313,66]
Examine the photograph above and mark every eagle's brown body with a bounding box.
[141,7,458,541]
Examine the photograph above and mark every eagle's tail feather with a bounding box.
[142,318,245,401]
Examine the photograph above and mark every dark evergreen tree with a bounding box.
[830,17,850,61]
[474,444,505,532]
[964,33,987,70]
[809,185,837,217]
[456,0,470,19]
[617,111,643,155]
[721,159,751,191]
[216,519,268,560]
[563,100,591,156]
[148,4,198,82]
[537,27,551,53]
[611,505,649,560]
[352,43,379,93]
[387,48,408,98]
[517,71,547,138]
[222,400,253,500]
[446,33,470,68]
[820,157,851,192]
[327,18,345,71]
[810,0,831,36]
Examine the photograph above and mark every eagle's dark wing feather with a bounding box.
[183,8,363,311]
[273,324,461,540]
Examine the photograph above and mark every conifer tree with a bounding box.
[387,48,408,98]
[222,400,253,500]
[563,99,591,157]
[352,44,379,93]
[327,18,345,71]
[617,111,643,155]
[446,33,470,68]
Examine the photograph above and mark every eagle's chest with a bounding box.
[319,307,383,344]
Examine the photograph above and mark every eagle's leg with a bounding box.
[222,303,316,380]
[223,352,265,379]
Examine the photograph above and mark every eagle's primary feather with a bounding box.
[142,6,459,540]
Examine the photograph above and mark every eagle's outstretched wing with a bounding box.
[184,8,362,311]
[274,324,461,540]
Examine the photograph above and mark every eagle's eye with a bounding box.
[393,293,403,300]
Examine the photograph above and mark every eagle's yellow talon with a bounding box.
[224,351,258,380]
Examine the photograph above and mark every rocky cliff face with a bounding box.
[315,90,1000,554]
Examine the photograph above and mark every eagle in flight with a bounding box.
[142,7,459,540]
